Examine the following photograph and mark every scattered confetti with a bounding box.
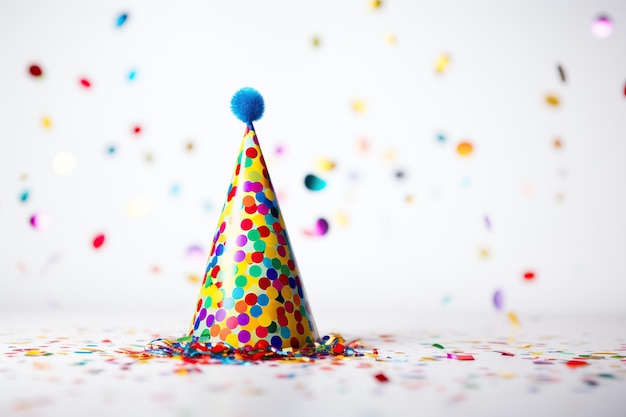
[369,0,382,10]
[436,133,445,142]
[523,271,535,281]
[385,33,397,45]
[304,174,327,191]
[187,274,201,284]
[79,78,91,88]
[92,233,106,249]
[553,138,562,149]
[128,69,137,81]
[42,116,52,129]
[29,212,50,230]
[116,12,129,28]
[447,353,474,361]
[432,343,444,350]
[126,196,153,219]
[19,189,29,203]
[591,15,613,39]
[456,141,473,156]
[557,64,566,83]
[315,158,336,172]
[545,94,560,107]
[133,125,142,135]
[107,145,116,154]
[52,151,76,176]
[311,36,321,48]
[304,218,329,237]
[435,54,450,74]
[493,289,503,310]
[352,99,367,113]
[507,311,520,327]
[186,245,205,261]
[28,64,43,77]
[374,372,390,382]
[566,360,589,369]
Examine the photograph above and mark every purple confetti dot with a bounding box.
[215,309,226,322]
[493,289,503,310]
[233,250,246,262]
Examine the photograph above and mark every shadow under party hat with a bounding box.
[189,88,320,350]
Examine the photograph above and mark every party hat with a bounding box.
[188,88,319,350]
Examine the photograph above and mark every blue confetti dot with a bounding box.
[304,174,326,191]
[116,13,128,27]
[107,145,116,154]
[128,69,137,81]
[19,189,29,203]
[437,133,445,142]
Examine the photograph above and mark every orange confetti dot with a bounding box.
[545,94,560,107]
[457,141,473,156]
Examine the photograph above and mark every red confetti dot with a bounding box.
[566,360,588,369]
[245,148,258,158]
[29,64,43,77]
[79,78,91,88]
[92,233,106,249]
[523,271,535,281]
[133,126,141,134]
[374,373,390,383]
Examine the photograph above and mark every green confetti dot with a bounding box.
[432,343,445,350]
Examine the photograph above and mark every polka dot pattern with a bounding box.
[189,126,319,349]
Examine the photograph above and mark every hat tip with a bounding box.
[231,87,265,124]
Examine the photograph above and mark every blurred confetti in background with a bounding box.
[0,0,625,323]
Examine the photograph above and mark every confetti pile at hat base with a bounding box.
[123,334,378,364]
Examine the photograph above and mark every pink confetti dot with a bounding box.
[79,78,91,88]
[93,233,106,249]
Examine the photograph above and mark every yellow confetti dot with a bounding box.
[186,141,195,151]
[456,141,473,156]
[312,36,321,47]
[479,247,490,259]
[435,54,450,74]
[126,196,153,219]
[385,33,397,45]
[52,151,76,176]
[315,157,336,172]
[545,94,560,107]
[508,311,520,327]
[335,212,349,228]
[383,149,396,161]
[553,138,562,149]
[187,274,201,284]
[42,116,52,129]
[352,99,367,113]
[369,0,382,9]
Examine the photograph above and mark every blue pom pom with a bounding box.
[230,87,264,124]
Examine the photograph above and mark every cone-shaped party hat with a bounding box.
[189,88,319,350]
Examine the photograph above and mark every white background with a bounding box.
[1,0,625,325]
